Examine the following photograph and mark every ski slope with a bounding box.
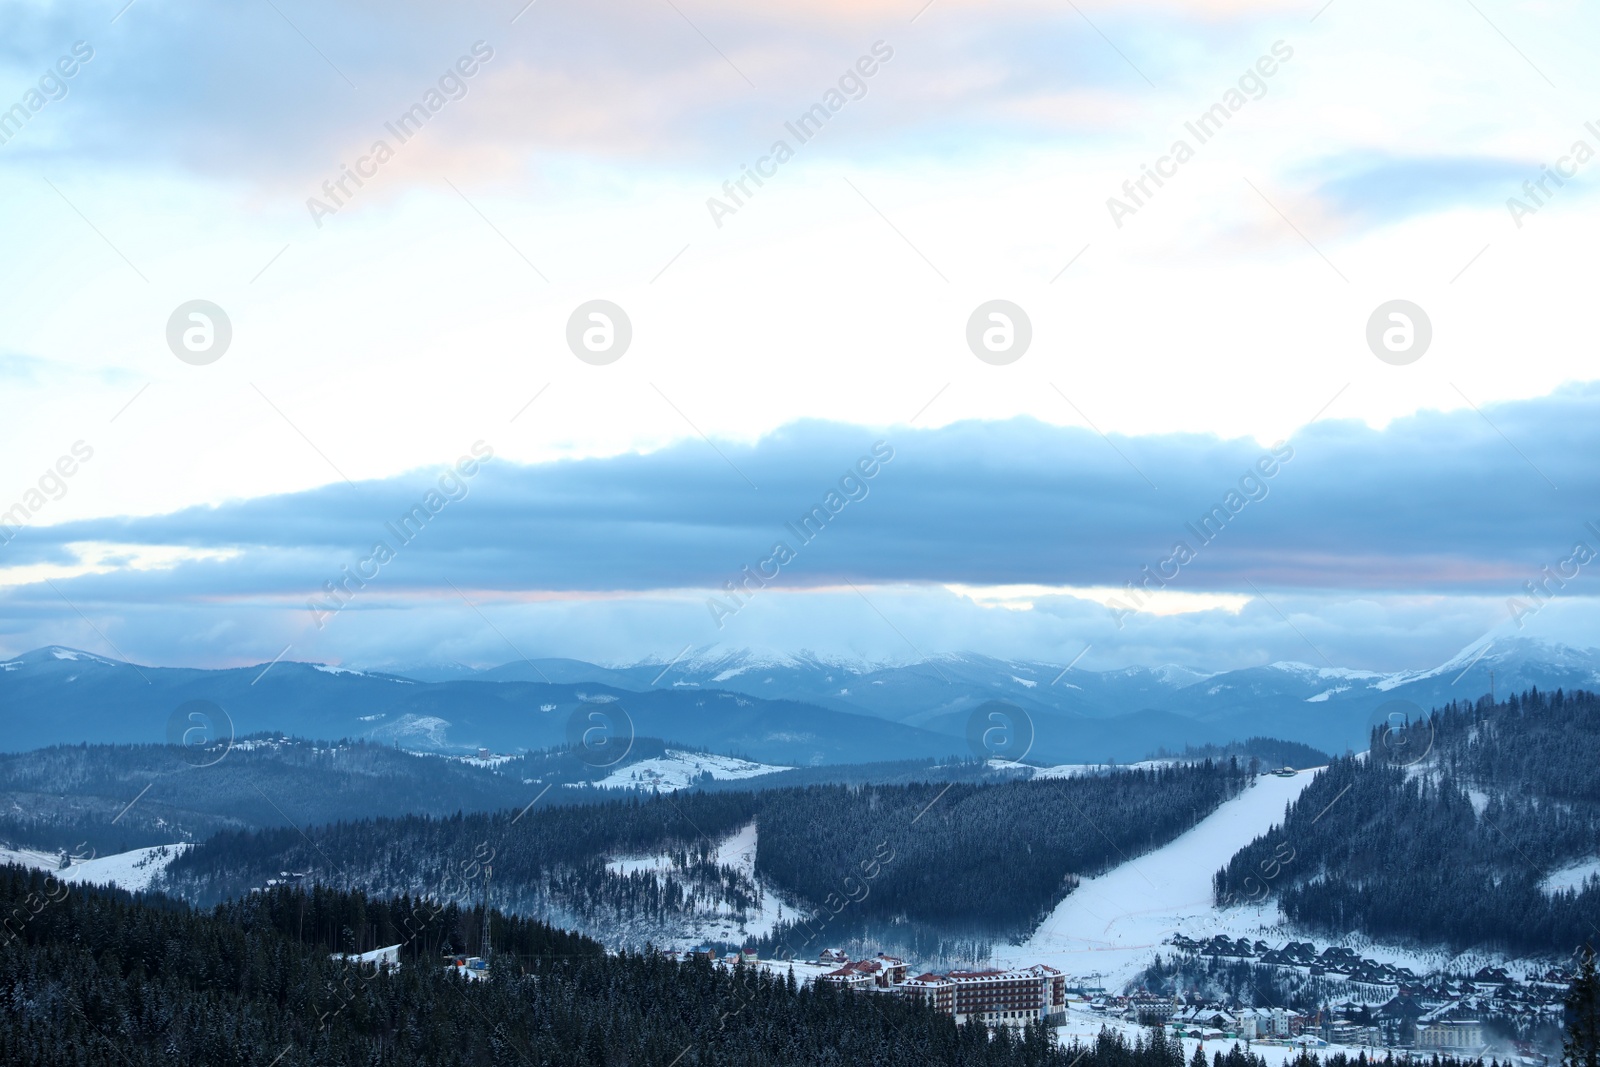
[993,770,1320,988]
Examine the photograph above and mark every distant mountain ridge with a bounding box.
[3,634,1596,763]
[390,634,1600,753]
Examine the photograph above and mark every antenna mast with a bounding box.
[480,864,493,963]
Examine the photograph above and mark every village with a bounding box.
[1154,933,1570,1057]
[628,934,1570,1064]
[328,902,1571,1066]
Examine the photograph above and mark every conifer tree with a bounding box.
[1564,945,1600,1067]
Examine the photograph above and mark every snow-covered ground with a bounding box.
[992,771,1319,988]
[405,749,519,769]
[995,759,1169,779]
[58,844,192,891]
[333,944,401,966]
[1541,856,1600,895]
[604,821,793,948]
[0,846,62,870]
[586,750,790,792]
[1052,1002,1377,1065]
[1,844,191,893]
[749,957,842,986]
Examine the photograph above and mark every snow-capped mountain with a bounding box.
[0,646,967,764]
[4,635,1597,764]
[414,634,1600,756]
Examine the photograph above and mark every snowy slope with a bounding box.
[586,750,790,791]
[333,944,401,966]
[991,764,1548,988]
[1541,856,1600,895]
[604,821,792,948]
[993,771,1319,988]
[56,845,192,892]
[0,846,62,870]
[1016,760,1168,779]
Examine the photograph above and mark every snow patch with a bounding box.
[588,750,790,792]
[604,821,792,949]
[1011,675,1038,689]
[312,664,364,676]
[1267,662,1383,682]
[333,944,401,966]
[1540,857,1600,896]
[372,715,451,745]
[55,844,193,892]
[1017,760,1167,779]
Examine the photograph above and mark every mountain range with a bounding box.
[3,634,1595,764]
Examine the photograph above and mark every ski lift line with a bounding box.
[509,783,553,825]
[1308,784,1352,825]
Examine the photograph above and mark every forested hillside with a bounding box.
[4,861,1522,1067]
[159,762,1249,948]
[0,861,1236,1067]
[755,763,1247,942]
[0,739,549,855]
[161,789,760,927]
[1216,688,1600,954]
[0,739,1034,859]
[1150,737,1331,770]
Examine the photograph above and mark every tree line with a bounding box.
[1217,689,1600,954]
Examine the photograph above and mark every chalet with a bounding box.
[1130,991,1178,1021]
[1374,992,1426,1047]
[1472,966,1513,992]
[873,953,908,985]
[820,961,881,991]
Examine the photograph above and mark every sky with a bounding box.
[1,0,1597,672]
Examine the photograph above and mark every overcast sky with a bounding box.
[0,0,1595,671]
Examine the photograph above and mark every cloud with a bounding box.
[5,375,1599,673]
[1309,154,1538,227]
[0,0,1285,185]
[0,353,52,384]
[2,383,1596,625]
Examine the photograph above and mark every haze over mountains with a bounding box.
[6,634,1593,764]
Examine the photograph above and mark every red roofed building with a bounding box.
[819,958,892,989]
[899,973,956,1014]
[870,952,909,985]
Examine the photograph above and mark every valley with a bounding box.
[4,644,1600,1067]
